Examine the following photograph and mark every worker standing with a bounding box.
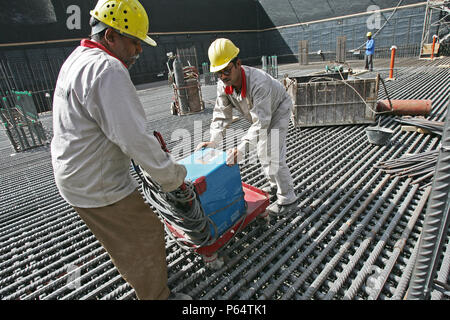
[365,32,375,71]
[51,0,191,300]
[196,38,298,216]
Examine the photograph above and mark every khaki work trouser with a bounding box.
[74,189,170,300]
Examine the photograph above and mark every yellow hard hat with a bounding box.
[208,38,240,72]
[90,0,157,46]
[367,32,372,37]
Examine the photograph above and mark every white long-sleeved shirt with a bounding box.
[51,40,186,208]
[210,65,292,154]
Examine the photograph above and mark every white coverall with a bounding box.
[51,40,186,208]
[209,65,297,205]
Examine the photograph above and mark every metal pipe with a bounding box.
[388,45,397,80]
[377,99,432,116]
[430,35,438,60]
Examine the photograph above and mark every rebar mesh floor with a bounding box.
[0,57,449,300]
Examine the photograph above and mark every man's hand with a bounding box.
[226,148,242,166]
[195,141,216,152]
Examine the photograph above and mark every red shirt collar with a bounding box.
[225,67,246,98]
[80,39,128,69]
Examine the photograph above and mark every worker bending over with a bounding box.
[51,0,190,300]
[196,38,298,216]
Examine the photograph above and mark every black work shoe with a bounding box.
[261,185,277,195]
[168,291,193,300]
[268,200,298,216]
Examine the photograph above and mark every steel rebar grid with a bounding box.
[407,101,450,299]
[0,57,449,300]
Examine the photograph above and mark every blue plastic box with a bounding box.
[178,148,247,238]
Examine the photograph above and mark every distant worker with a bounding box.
[51,0,191,300]
[196,38,298,216]
[365,31,375,71]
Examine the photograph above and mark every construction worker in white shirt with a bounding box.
[51,0,191,300]
[196,38,298,216]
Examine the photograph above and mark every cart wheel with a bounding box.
[202,253,224,270]
[256,210,271,227]
[170,102,177,115]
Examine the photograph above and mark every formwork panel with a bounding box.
[286,75,379,127]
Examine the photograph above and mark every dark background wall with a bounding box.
[0,0,425,43]
[0,0,429,113]
[0,0,263,44]
[257,0,424,27]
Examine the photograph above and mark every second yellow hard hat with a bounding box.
[208,38,240,72]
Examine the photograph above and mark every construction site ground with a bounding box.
[0,56,449,300]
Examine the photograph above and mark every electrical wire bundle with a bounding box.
[132,160,218,251]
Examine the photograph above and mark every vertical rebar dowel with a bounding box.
[0,100,19,152]
[261,56,267,73]
[407,102,450,299]
[273,55,278,78]
[16,93,38,147]
[0,62,28,151]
